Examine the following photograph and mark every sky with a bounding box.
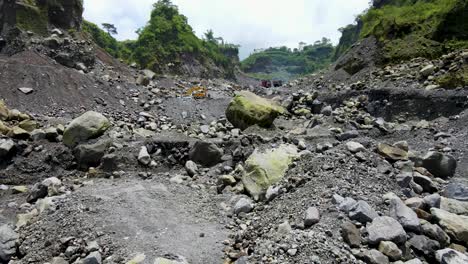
[83,0,370,60]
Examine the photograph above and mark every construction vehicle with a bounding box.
[185,86,207,99]
[261,79,283,88]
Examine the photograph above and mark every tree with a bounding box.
[204,29,216,43]
[102,23,118,35]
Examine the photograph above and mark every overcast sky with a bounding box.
[83,0,370,59]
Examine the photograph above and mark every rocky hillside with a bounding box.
[0,0,468,264]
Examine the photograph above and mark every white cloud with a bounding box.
[83,0,369,59]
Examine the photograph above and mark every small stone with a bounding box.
[0,224,18,263]
[82,251,102,264]
[389,198,420,232]
[304,207,320,227]
[360,249,389,264]
[185,160,198,177]
[421,152,457,178]
[278,221,292,236]
[18,87,34,94]
[378,241,402,261]
[138,146,151,165]
[346,141,365,153]
[435,248,468,264]
[349,200,379,223]
[341,221,361,248]
[408,235,440,255]
[234,198,253,215]
[367,216,407,245]
[265,186,280,201]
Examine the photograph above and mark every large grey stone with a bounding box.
[349,200,379,223]
[0,224,17,262]
[389,198,420,232]
[234,198,253,215]
[360,249,389,264]
[82,251,102,264]
[189,141,223,167]
[443,181,468,202]
[0,138,14,159]
[422,152,457,179]
[435,248,468,264]
[440,197,468,216]
[431,208,468,244]
[408,235,440,256]
[304,207,320,227]
[74,140,110,169]
[420,219,450,247]
[341,221,361,247]
[367,216,407,245]
[63,111,110,147]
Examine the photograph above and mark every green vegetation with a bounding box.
[82,21,120,57]
[82,0,239,77]
[241,38,335,80]
[335,0,468,63]
[436,66,468,89]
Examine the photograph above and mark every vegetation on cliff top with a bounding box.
[82,0,239,77]
[241,38,335,80]
[335,0,468,63]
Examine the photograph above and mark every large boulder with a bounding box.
[421,152,457,178]
[188,141,223,167]
[367,216,407,245]
[431,208,468,244]
[389,198,421,232]
[74,140,110,170]
[226,91,286,130]
[63,111,110,147]
[241,144,299,200]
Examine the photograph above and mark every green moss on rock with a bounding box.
[226,91,286,130]
[436,66,468,89]
[15,2,48,35]
[241,144,299,200]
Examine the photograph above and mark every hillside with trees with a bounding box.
[241,38,335,80]
[82,0,240,78]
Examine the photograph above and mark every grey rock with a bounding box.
[408,235,440,255]
[336,130,359,141]
[30,129,46,141]
[346,141,365,153]
[378,241,402,261]
[234,198,253,215]
[404,197,425,210]
[50,257,68,264]
[82,251,102,264]
[422,152,457,179]
[435,248,468,264]
[63,111,110,147]
[349,200,379,223]
[74,140,110,169]
[138,146,151,165]
[389,198,421,232]
[339,197,358,213]
[367,216,407,245]
[26,182,48,203]
[189,141,223,167]
[444,181,468,202]
[18,87,34,94]
[431,208,468,244]
[360,249,389,264]
[265,186,280,202]
[404,259,423,264]
[440,197,468,216]
[321,105,332,116]
[304,207,320,227]
[0,224,18,262]
[185,160,198,177]
[0,139,15,159]
[199,125,210,134]
[341,222,361,247]
[413,173,438,193]
[420,219,450,247]
[424,193,442,209]
[397,173,413,188]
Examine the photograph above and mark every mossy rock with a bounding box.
[226,91,286,130]
[15,1,48,35]
[0,100,10,121]
[241,144,299,200]
[436,65,468,89]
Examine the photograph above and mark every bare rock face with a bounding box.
[0,0,83,36]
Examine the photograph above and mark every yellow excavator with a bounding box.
[185,86,207,99]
